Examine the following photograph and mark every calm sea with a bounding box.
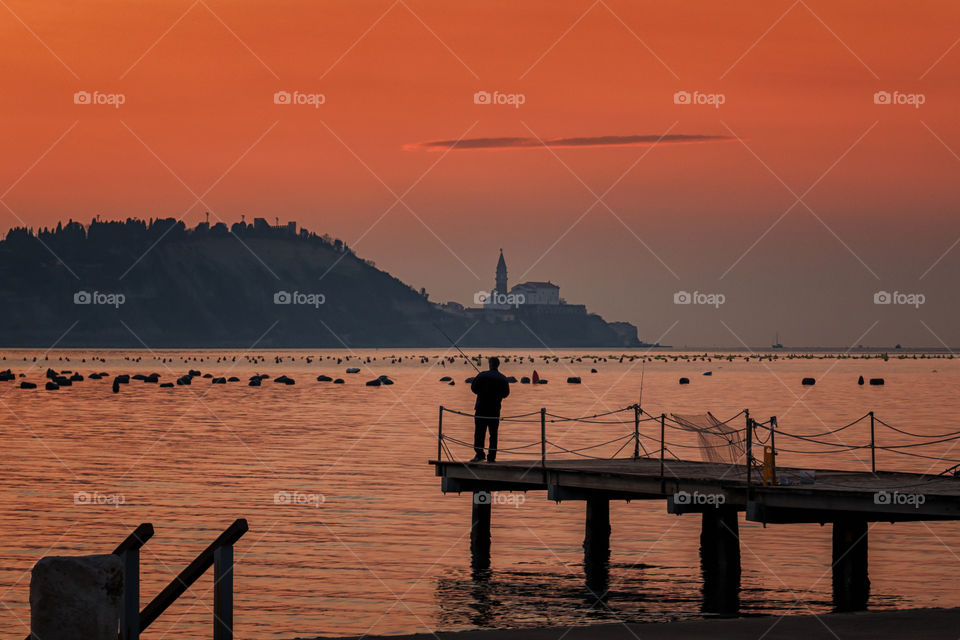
[1,348,958,638]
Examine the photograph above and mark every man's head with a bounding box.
[488,356,500,371]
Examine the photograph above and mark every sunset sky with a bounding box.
[2,0,960,347]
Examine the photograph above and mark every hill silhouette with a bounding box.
[0,218,644,348]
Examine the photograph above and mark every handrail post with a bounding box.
[438,406,444,461]
[770,416,778,485]
[746,419,753,492]
[869,411,876,473]
[540,408,547,470]
[633,404,640,460]
[659,413,665,479]
[213,544,233,640]
[119,546,140,640]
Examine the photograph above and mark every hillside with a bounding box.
[0,218,641,348]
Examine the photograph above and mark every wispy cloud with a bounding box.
[405,133,734,152]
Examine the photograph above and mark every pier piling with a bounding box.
[832,518,869,611]
[583,498,611,594]
[471,491,492,571]
[700,507,741,614]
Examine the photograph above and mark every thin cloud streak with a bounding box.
[405,133,735,152]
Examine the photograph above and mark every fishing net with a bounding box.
[670,412,746,465]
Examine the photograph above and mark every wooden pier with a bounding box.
[431,405,960,613]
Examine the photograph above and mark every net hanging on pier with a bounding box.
[670,412,746,465]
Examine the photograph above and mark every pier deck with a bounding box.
[432,457,960,522]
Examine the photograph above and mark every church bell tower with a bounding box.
[495,249,508,295]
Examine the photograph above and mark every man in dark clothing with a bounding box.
[470,356,510,462]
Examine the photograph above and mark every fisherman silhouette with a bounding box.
[470,356,511,462]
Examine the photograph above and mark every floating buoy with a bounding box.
[274,375,295,385]
[345,368,360,374]
[703,371,712,376]
[46,381,59,391]
[177,375,192,385]
[679,377,690,385]
[366,379,382,386]
[333,378,345,384]
[858,375,864,385]
[159,382,174,388]
[378,375,394,385]
[212,377,226,384]
[228,376,239,382]
[802,378,816,386]
[439,376,452,382]
[536,379,548,384]
[20,381,37,389]
[869,378,885,386]
[591,368,598,373]
[505,376,517,383]
[465,377,475,383]
[249,377,261,387]
[567,376,581,384]
[317,375,333,382]
[520,377,530,384]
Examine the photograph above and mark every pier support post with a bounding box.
[832,519,869,611]
[470,491,492,572]
[583,498,611,596]
[699,507,741,614]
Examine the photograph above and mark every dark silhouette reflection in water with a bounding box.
[435,562,702,629]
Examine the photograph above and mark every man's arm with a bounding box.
[501,376,510,399]
[471,374,481,394]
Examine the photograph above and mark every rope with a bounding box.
[875,417,960,440]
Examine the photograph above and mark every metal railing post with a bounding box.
[770,416,778,485]
[746,417,754,494]
[659,413,665,479]
[633,404,640,460]
[213,544,233,640]
[540,408,547,469]
[869,411,876,472]
[437,406,444,461]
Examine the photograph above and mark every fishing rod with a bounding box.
[434,324,481,373]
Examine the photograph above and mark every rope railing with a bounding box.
[436,404,960,480]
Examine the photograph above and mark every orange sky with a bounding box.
[3,0,960,346]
